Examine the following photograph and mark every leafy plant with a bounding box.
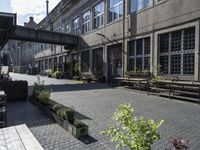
[73,119,85,128]
[101,103,164,150]
[32,82,45,97]
[52,104,62,113]
[64,107,75,123]
[53,70,61,79]
[37,90,50,105]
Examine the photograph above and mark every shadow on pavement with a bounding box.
[7,101,55,128]
[29,82,112,94]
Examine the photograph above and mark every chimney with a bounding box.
[46,0,49,17]
[24,22,27,26]
[29,17,34,21]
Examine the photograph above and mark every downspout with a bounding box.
[122,0,126,77]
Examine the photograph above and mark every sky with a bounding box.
[0,0,60,25]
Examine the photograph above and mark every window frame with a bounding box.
[93,1,104,29]
[72,17,80,35]
[108,0,123,23]
[158,27,196,76]
[82,10,91,34]
[129,0,153,14]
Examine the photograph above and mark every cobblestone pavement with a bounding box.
[9,73,200,150]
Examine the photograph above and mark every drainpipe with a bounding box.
[122,0,126,77]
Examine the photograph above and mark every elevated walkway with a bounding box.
[0,12,79,49]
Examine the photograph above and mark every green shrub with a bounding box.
[64,108,74,124]
[101,103,164,150]
[45,69,53,77]
[53,71,61,79]
[32,82,45,98]
[73,119,85,128]
[38,90,50,105]
[52,104,62,113]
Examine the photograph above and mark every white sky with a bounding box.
[0,0,60,25]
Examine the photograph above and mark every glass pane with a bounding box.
[171,54,181,74]
[159,33,169,53]
[171,30,181,51]
[160,56,168,74]
[136,39,143,55]
[184,27,195,50]
[183,53,194,74]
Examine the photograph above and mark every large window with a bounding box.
[65,23,71,33]
[72,17,80,35]
[82,11,90,34]
[109,0,123,22]
[130,0,153,13]
[128,37,150,72]
[81,51,90,72]
[158,27,195,75]
[94,2,104,29]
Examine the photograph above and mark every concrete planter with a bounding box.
[30,98,88,139]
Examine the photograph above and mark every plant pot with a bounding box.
[72,124,88,139]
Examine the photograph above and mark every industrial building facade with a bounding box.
[33,0,200,81]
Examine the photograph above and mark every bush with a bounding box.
[32,82,45,98]
[52,104,62,113]
[53,71,61,79]
[45,69,53,77]
[64,108,74,124]
[37,90,50,105]
[73,119,85,128]
[101,103,164,150]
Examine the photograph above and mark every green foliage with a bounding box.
[151,76,164,82]
[53,104,75,123]
[37,90,50,105]
[53,70,61,79]
[45,69,54,77]
[101,104,164,150]
[73,119,85,128]
[52,104,62,113]
[32,82,45,98]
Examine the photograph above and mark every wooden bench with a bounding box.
[0,124,43,150]
[113,71,150,90]
[151,80,200,103]
[80,72,94,82]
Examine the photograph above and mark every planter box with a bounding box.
[72,124,88,139]
[30,98,88,139]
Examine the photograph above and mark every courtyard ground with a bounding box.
[8,73,200,150]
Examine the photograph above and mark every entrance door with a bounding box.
[107,44,122,82]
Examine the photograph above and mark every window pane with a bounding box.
[144,37,150,54]
[109,0,123,22]
[183,53,194,74]
[159,33,169,53]
[144,57,150,70]
[130,0,152,13]
[136,39,143,55]
[171,54,181,74]
[136,58,142,71]
[128,41,135,56]
[160,56,168,74]
[128,58,134,71]
[83,11,90,34]
[184,27,195,50]
[171,30,181,51]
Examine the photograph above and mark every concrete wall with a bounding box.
[34,0,200,80]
